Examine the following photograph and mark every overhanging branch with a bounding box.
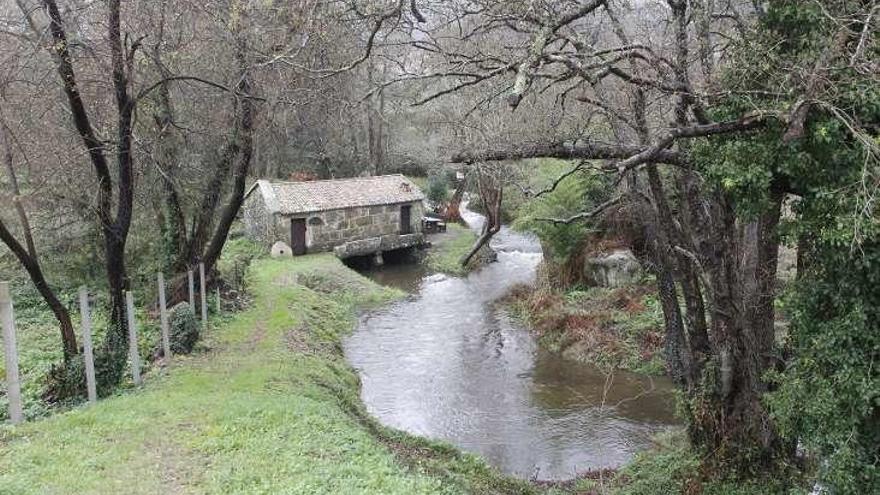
[451,112,781,169]
[451,141,685,166]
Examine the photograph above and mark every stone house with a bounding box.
[242,174,425,260]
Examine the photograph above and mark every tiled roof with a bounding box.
[246,174,425,215]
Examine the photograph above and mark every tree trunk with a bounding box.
[0,49,77,362]
[0,220,77,360]
[41,0,136,382]
[167,33,257,304]
[201,46,256,273]
[444,179,466,222]
[150,10,188,270]
[100,234,130,380]
[685,189,787,468]
[174,140,239,272]
[461,173,502,266]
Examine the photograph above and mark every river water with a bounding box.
[343,206,679,480]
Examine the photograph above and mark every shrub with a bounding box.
[217,237,265,291]
[42,354,86,404]
[513,160,613,263]
[426,171,449,204]
[168,302,199,355]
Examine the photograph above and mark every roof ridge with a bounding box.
[253,174,424,215]
[266,173,407,186]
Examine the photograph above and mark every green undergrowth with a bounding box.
[424,223,481,277]
[0,287,167,421]
[0,255,558,494]
[610,430,808,495]
[506,280,667,375]
[0,237,264,421]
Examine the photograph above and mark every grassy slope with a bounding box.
[0,286,163,421]
[0,255,549,495]
[424,223,479,277]
[0,236,263,422]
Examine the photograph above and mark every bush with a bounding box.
[767,239,880,494]
[217,237,265,291]
[426,171,449,204]
[168,302,199,355]
[513,160,612,263]
[42,354,86,404]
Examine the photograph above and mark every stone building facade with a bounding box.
[242,175,425,259]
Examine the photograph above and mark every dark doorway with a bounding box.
[400,205,412,234]
[291,218,307,255]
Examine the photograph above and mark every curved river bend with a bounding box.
[343,207,678,480]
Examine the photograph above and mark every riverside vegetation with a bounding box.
[482,159,668,376]
[1,233,772,495]
[505,281,667,376]
[1,2,877,493]
[0,255,545,494]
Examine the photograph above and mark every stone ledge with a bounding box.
[333,233,425,259]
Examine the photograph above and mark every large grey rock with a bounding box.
[271,241,293,258]
[585,249,642,288]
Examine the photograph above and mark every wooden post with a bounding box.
[0,282,23,424]
[125,291,142,386]
[78,287,97,404]
[158,273,171,360]
[187,269,195,313]
[199,262,207,330]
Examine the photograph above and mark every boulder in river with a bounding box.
[585,249,642,288]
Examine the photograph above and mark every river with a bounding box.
[343,206,679,480]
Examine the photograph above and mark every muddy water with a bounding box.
[343,206,679,480]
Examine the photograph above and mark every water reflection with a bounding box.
[343,207,679,480]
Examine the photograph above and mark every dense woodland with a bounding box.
[0,1,878,494]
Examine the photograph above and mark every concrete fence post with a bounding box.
[78,287,97,404]
[199,262,207,330]
[0,282,23,424]
[215,287,221,315]
[187,269,195,314]
[125,291,142,386]
[158,273,171,361]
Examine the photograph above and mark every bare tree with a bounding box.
[0,115,77,360]
[376,0,878,470]
[459,165,502,266]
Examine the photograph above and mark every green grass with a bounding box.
[0,255,553,495]
[0,237,265,421]
[610,429,805,495]
[0,288,164,421]
[424,224,479,277]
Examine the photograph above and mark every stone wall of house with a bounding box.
[297,201,424,252]
[242,191,273,245]
[244,200,424,253]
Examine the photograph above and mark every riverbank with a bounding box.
[0,255,554,494]
[505,274,667,376]
[424,222,484,276]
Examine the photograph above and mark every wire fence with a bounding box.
[1,263,213,425]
